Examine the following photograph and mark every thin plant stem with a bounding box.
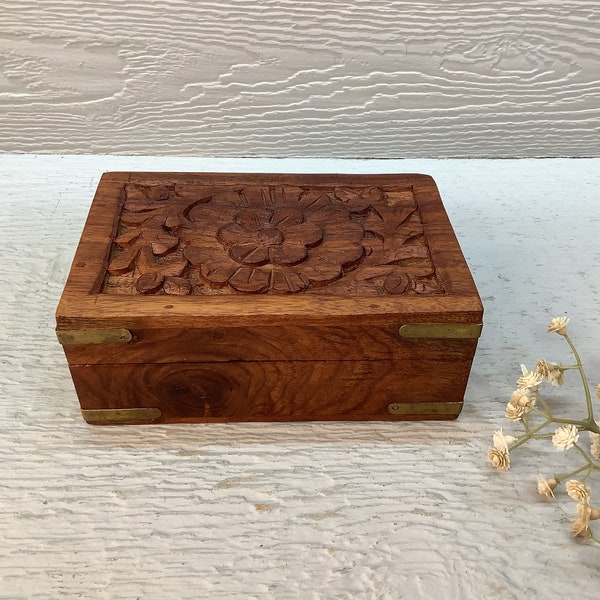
[564,334,594,422]
[491,323,600,544]
[535,392,553,416]
[508,418,553,452]
[554,463,593,483]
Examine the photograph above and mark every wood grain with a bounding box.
[62,323,480,364]
[1,1,599,157]
[104,176,442,296]
[56,172,482,330]
[56,172,482,422]
[70,359,472,423]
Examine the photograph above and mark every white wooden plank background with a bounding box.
[1,155,600,599]
[1,1,599,157]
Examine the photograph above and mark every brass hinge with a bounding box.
[56,328,132,346]
[388,402,463,416]
[398,323,483,339]
[81,407,162,424]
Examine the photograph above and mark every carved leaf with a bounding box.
[163,277,192,296]
[114,228,141,247]
[412,275,444,295]
[108,245,141,275]
[135,273,164,294]
[297,190,331,213]
[385,244,431,265]
[334,187,383,212]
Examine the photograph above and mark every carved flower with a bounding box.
[106,181,443,297]
[183,186,366,293]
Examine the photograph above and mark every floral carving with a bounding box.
[104,182,443,296]
[182,187,366,293]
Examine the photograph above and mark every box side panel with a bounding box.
[69,357,474,424]
[61,323,480,364]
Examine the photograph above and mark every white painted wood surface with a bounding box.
[1,156,600,599]
[1,1,599,157]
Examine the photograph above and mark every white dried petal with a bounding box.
[537,475,558,498]
[493,429,516,452]
[516,367,544,391]
[572,502,592,537]
[488,447,510,470]
[547,316,569,335]
[566,480,590,502]
[505,401,525,421]
[546,368,565,387]
[552,424,579,451]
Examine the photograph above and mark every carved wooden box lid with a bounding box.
[103,175,444,297]
[56,173,482,363]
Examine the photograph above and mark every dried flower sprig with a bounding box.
[487,317,600,544]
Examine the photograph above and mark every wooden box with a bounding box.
[56,172,483,425]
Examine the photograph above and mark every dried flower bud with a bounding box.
[493,428,516,452]
[536,359,565,387]
[516,365,544,391]
[547,368,565,387]
[566,480,590,502]
[488,447,510,470]
[590,507,600,521]
[591,441,600,460]
[505,401,525,421]
[547,316,569,336]
[535,359,551,378]
[596,383,600,401]
[509,389,531,407]
[552,424,579,451]
[537,475,558,498]
[572,505,592,538]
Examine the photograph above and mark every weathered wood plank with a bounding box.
[2,156,600,598]
[0,1,599,157]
